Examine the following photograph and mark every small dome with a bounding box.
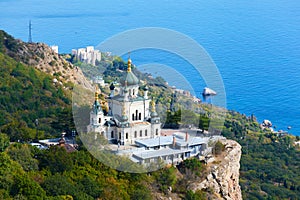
[151,111,158,118]
[109,83,115,90]
[93,100,102,113]
[120,71,139,86]
[121,115,128,122]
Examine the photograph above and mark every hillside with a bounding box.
[0,30,299,199]
[0,51,76,140]
[0,30,92,91]
[0,30,80,140]
[0,30,240,200]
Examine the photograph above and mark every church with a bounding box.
[87,57,161,145]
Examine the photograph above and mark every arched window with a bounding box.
[139,113,141,120]
[126,133,128,139]
[111,131,114,138]
[140,130,142,137]
[99,118,101,123]
[135,110,138,120]
[132,113,135,121]
[133,89,135,96]
[119,132,121,140]
[145,130,147,136]
[156,129,158,135]
[134,131,137,138]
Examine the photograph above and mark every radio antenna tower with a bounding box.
[28,20,32,43]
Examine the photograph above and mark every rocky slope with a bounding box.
[152,139,242,200]
[0,30,93,91]
[188,139,242,200]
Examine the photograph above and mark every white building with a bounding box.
[87,58,161,145]
[72,46,101,65]
[50,45,58,54]
[92,75,105,86]
[86,57,224,166]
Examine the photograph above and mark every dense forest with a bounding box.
[0,30,300,199]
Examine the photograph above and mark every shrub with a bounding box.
[213,141,225,155]
[0,133,9,152]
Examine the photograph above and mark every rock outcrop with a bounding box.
[188,139,242,200]
[22,43,93,91]
[0,31,93,91]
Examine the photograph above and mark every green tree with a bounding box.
[7,144,38,171]
[11,174,46,198]
[199,114,210,133]
[164,110,182,129]
[154,166,177,194]
[38,146,73,173]
[42,174,76,197]
[181,158,205,177]
[78,176,102,198]
[130,185,152,200]
[184,190,206,200]
[0,133,9,152]
[213,141,225,155]
[0,189,11,200]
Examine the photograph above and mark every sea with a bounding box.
[1,0,300,135]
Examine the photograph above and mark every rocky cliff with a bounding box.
[0,30,93,91]
[188,139,242,200]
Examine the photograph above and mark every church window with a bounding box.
[135,110,138,120]
[134,131,137,138]
[99,118,101,123]
[139,113,141,120]
[133,89,135,96]
[119,132,121,140]
[156,129,158,135]
[132,114,135,121]
[111,131,114,138]
[145,130,147,136]
[126,133,128,139]
[140,130,142,137]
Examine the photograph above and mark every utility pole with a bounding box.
[28,20,32,43]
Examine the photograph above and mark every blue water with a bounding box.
[1,0,300,135]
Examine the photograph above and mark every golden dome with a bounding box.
[127,58,132,72]
[95,85,100,101]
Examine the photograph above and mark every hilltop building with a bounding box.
[92,75,105,86]
[72,46,101,65]
[50,45,58,54]
[87,58,161,145]
[86,57,224,165]
[37,132,76,152]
